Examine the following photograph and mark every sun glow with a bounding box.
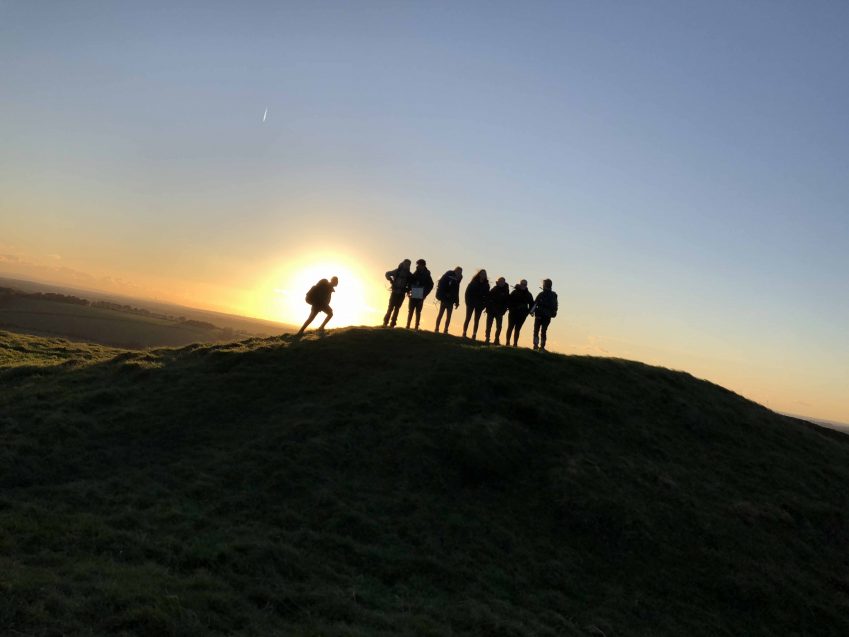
[255,253,382,329]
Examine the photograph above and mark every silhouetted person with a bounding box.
[531,278,558,351]
[406,258,434,329]
[484,276,509,344]
[383,259,411,328]
[434,266,463,333]
[506,279,534,347]
[297,276,338,335]
[462,269,489,340]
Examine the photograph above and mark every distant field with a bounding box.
[0,296,266,349]
[0,276,296,343]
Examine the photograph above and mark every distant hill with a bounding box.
[1,328,848,636]
[0,277,296,348]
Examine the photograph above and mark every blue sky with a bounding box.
[1,1,847,420]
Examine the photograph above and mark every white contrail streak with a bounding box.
[262,107,268,123]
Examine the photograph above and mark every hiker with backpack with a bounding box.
[406,258,434,330]
[434,266,463,333]
[506,279,534,347]
[531,278,558,351]
[383,259,412,328]
[297,276,338,335]
[462,269,489,340]
[484,276,510,345]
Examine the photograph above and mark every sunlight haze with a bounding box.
[1,1,847,423]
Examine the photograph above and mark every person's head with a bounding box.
[416,258,426,269]
[453,266,463,277]
[519,279,528,289]
[330,276,339,287]
[542,278,552,290]
[400,259,411,270]
[497,276,506,287]
[476,269,487,282]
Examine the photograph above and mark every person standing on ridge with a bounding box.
[434,266,463,333]
[531,278,558,352]
[462,269,489,340]
[383,259,411,328]
[506,279,534,347]
[484,276,510,344]
[297,276,338,335]
[406,258,434,330]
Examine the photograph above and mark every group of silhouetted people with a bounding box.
[383,259,559,351]
[297,260,558,351]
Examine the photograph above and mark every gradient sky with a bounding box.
[1,1,847,422]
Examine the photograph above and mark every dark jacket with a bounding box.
[312,279,335,307]
[465,278,490,309]
[533,289,559,319]
[508,287,534,318]
[385,265,411,294]
[408,266,434,299]
[436,270,462,305]
[486,283,510,317]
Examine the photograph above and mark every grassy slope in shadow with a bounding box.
[1,327,848,636]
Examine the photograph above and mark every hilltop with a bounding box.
[1,327,848,636]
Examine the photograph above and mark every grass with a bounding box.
[1,327,848,636]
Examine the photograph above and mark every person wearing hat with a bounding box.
[297,276,338,335]
[506,278,534,347]
[484,276,510,344]
[406,258,434,330]
[531,278,558,351]
[383,259,412,328]
[434,266,463,333]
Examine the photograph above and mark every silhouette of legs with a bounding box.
[298,304,332,335]
[407,298,424,329]
[383,292,405,327]
[484,313,503,344]
[463,306,484,339]
[533,316,551,351]
[435,302,453,333]
[317,307,333,330]
[507,313,527,346]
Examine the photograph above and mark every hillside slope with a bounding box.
[1,327,848,636]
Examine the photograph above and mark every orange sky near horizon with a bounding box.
[1,242,846,426]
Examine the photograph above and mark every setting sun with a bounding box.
[252,252,382,329]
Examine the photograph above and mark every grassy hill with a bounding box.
[1,327,848,636]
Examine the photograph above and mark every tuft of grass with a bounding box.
[1,327,849,636]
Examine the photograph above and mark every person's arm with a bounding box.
[385,269,396,283]
[424,273,434,297]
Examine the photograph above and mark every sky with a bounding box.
[1,1,847,422]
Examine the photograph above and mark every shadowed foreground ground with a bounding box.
[1,327,848,636]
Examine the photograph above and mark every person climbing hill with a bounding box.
[297,276,338,335]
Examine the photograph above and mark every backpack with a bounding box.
[305,282,321,305]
